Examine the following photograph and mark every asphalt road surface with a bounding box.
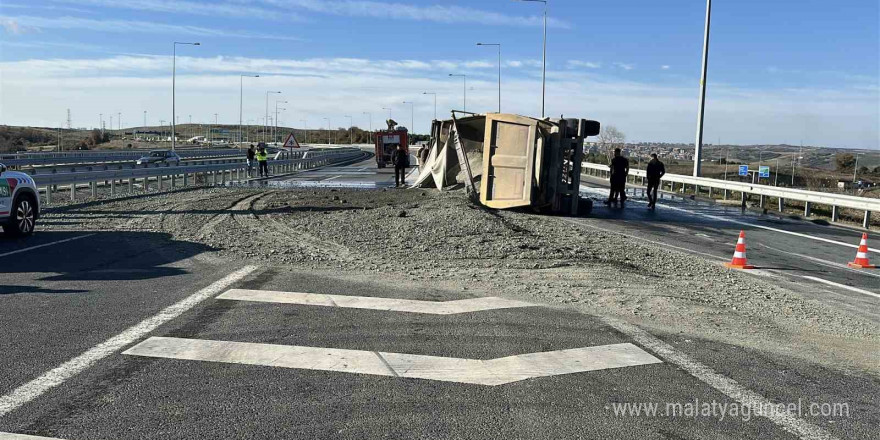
[0,163,876,440]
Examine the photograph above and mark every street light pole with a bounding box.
[693,0,711,177]
[402,102,414,141]
[344,115,353,144]
[265,91,281,143]
[323,117,330,145]
[477,43,501,112]
[362,112,372,144]
[240,74,259,148]
[172,41,200,151]
[275,100,287,144]
[516,0,547,117]
[449,74,466,112]
[422,92,437,120]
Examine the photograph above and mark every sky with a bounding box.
[1,0,878,149]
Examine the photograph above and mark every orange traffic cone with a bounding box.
[724,230,755,269]
[847,233,875,269]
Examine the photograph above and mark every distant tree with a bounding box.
[858,166,869,175]
[835,153,856,172]
[597,125,626,162]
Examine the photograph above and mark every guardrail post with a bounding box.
[759,194,765,208]
[708,186,713,198]
[91,181,97,198]
[70,183,76,202]
[723,189,728,200]
[110,179,116,196]
[171,174,177,188]
[777,197,784,212]
[831,205,839,222]
[183,172,189,187]
[864,211,871,229]
[45,186,52,205]
[804,201,812,217]
[158,174,164,191]
[143,177,149,193]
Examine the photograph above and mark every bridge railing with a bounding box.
[30,148,365,204]
[582,162,879,229]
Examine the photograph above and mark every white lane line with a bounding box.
[658,203,878,253]
[757,243,880,279]
[123,337,662,386]
[0,234,95,259]
[0,434,66,440]
[559,218,728,262]
[217,289,535,314]
[600,317,839,440]
[0,266,258,418]
[320,175,342,181]
[802,276,880,300]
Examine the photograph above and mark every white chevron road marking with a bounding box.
[0,434,66,440]
[217,289,535,314]
[123,337,662,386]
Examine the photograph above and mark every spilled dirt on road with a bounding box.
[39,186,880,374]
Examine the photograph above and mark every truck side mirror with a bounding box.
[580,120,601,137]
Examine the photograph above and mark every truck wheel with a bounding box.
[7,195,36,236]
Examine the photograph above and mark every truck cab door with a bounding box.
[479,114,539,209]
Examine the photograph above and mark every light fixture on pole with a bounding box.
[422,92,437,120]
[402,101,414,140]
[693,0,711,177]
[476,43,502,112]
[514,0,546,117]
[172,41,200,151]
[275,100,287,144]
[448,74,466,112]
[239,74,259,148]
[265,91,281,143]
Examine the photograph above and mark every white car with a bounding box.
[136,150,182,166]
[0,163,39,236]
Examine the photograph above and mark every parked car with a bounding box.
[0,163,39,236]
[136,150,181,165]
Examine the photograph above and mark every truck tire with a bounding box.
[6,194,36,236]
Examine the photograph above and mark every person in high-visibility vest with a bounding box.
[255,145,269,177]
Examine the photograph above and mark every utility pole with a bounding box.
[240,74,259,148]
[323,117,330,145]
[345,115,353,144]
[118,112,121,131]
[692,0,712,177]
[275,100,287,144]
[300,119,308,144]
[265,91,281,143]
[362,112,372,144]
[66,109,72,129]
[143,111,147,129]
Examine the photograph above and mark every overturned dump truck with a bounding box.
[414,113,600,215]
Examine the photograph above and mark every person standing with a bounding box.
[255,145,269,178]
[605,148,630,207]
[645,153,666,210]
[391,144,409,187]
[246,145,256,177]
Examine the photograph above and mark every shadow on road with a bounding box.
[0,230,215,282]
[0,285,90,295]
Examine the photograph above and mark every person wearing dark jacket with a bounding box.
[645,153,666,209]
[391,145,409,187]
[605,148,629,207]
[246,145,256,177]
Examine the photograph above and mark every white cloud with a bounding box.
[54,0,298,21]
[260,0,570,28]
[1,55,876,149]
[0,18,26,34]
[0,15,303,40]
[661,65,670,70]
[568,60,601,69]
[613,62,634,71]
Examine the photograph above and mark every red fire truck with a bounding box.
[374,122,409,168]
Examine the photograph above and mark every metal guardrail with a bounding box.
[583,162,878,228]
[29,148,365,204]
[0,149,245,167]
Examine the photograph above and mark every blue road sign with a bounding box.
[758,166,770,178]
[738,165,749,176]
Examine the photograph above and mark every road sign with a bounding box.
[759,166,770,178]
[738,165,748,176]
[282,133,301,148]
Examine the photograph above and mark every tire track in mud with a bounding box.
[195,191,273,239]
